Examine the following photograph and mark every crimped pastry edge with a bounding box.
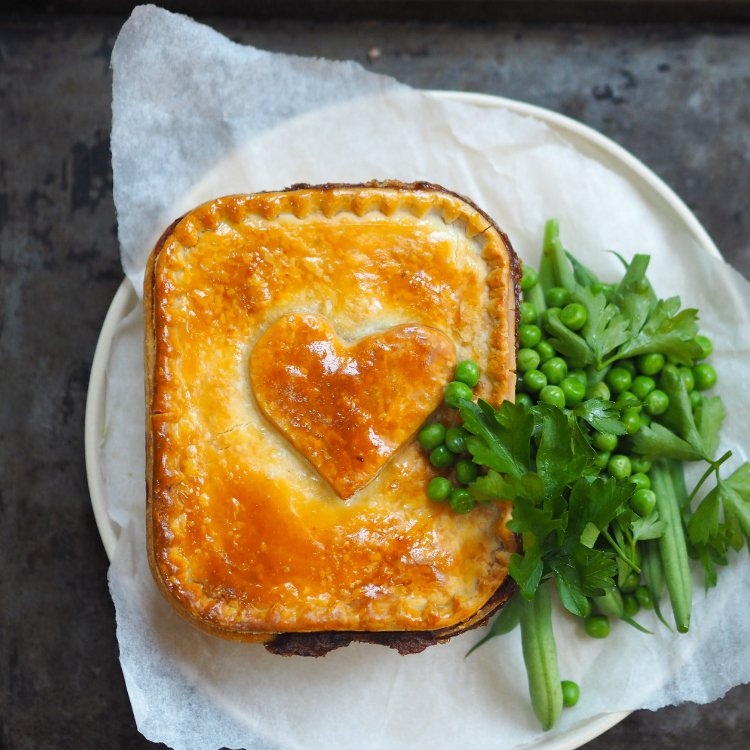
[144,180,521,654]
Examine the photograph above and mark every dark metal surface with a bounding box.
[1,12,749,750]
[8,1,750,22]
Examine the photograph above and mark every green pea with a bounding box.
[449,487,475,514]
[520,265,539,292]
[455,360,480,388]
[584,615,610,638]
[606,367,632,394]
[427,476,452,501]
[561,680,580,708]
[635,585,654,610]
[678,366,695,393]
[545,286,570,307]
[541,357,568,385]
[524,369,548,394]
[622,408,641,435]
[455,458,479,485]
[594,450,611,469]
[643,389,669,416]
[630,456,652,474]
[445,425,470,454]
[693,363,717,391]
[560,302,588,331]
[689,390,703,410]
[593,432,619,452]
[620,570,640,594]
[586,381,611,401]
[623,593,640,618]
[519,324,543,348]
[591,281,614,297]
[618,359,637,376]
[539,385,566,408]
[631,375,656,400]
[518,348,541,373]
[632,488,657,516]
[695,334,713,360]
[616,391,639,408]
[429,445,455,468]
[636,352,665,376]
[515,392,534,409]
[568,369,588,386]
[608,454,632,480]
[630,472,651,492]
[519,301,538,325]
[640,412,652,427]
[418,423,446,451]
[560,377,586,406]
[535,340,556,363]
[444,380,474,408]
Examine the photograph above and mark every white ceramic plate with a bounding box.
[85,91,723,750]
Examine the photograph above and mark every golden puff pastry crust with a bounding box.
[144,181,521,654]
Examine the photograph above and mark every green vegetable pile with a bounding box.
[417,220,750,731]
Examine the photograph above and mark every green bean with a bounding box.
[641,522,672,629]
[540,219,577,292]
[641,539,665,601]
[594,587,624,619]
[538,223,558,293]
[525,280,547,326]
[651,460,692,633]
[519,584,563,731]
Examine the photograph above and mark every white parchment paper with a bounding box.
[105,6,750,749]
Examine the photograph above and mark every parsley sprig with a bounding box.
[450,220,750,730]
[460,398,630,611]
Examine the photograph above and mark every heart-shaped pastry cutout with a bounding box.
[250,314,457,499]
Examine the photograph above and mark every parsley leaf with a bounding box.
[459,399,533,477]
[465,594,523,655]
[613,296,703,364]
[688,486,721,546]
[580,522,601,549]
[657,364,709,459]
[631,422,705,462]
[695,396,727,460]
[549,555,590,617]
[469,470,544,504]
[611,253,656,336]
[566,251,600,287]
[507,493,565,542]
[578,547,618,596]
[688,463,750,588]
[509,549,544,599]
[631,511,667,542]
[567,476,630,539]
[718,463,750,548]
[574,285,630,366]
[543,309,593,368]
[572,398,627,435]
[534,404,595,499]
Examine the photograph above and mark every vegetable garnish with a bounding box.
[422,220,750,730]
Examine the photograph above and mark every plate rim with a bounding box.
[86,90,725,750]
[85,278,135,558]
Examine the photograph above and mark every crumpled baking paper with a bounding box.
[103,5,750,750]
